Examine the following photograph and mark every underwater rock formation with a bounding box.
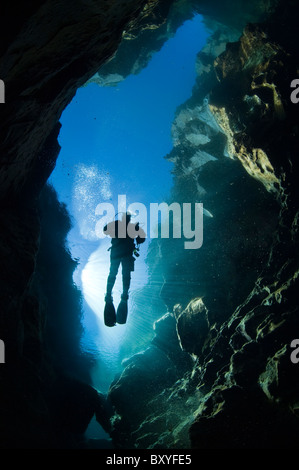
[0,0,164,449]
[0,0,298,450]
[0,0,159,203]
[105,0,299,449]
[86,0,194,87]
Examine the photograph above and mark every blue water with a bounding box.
[49,14,208,392]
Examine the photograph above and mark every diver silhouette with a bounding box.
[103,212,146,327]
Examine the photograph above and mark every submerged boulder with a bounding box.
[0,0,298,452]
[108,345,179,448]
[176,298,209,357]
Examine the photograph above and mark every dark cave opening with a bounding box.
[38,1,282,447]
[0,0,298,451]
[50,12,209,377]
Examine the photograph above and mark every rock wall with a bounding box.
[106,0,299,449]
[0,0,164,449]
[0,0,298,450]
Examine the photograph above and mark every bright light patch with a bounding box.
[80,239,127,372]
[81,239,122,316]
[80,237,149,376]
[81,239,149,322]
[48,14,209,393]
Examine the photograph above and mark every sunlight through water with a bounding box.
[49,13,209,390]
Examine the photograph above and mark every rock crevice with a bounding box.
[0,0,298,450]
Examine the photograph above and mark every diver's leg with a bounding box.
[121,271,131,300]
[116,257,134,324]
[104,257,120,327]
[121,256,134,299]
[105,257,120,300]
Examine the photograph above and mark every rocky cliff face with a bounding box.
[0,0,298,450]
[0,0,166,448]
[105,0,299,449]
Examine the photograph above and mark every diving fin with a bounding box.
[116,294,128,324]
[104,295,116,327]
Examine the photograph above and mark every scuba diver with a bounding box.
[103,211,146,327]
